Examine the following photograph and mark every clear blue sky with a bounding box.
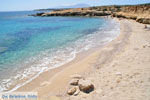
[0,0,150,11]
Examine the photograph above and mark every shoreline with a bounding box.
[63,19,150,100]
[13,18,150,100]
[4,17,119,93]
[15,18,122,95]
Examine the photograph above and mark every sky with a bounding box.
[0,0,150,11]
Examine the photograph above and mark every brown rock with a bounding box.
[78,79,94,93]
[67,87,77,95]
[69,79,79,85]
[136,18,150,24]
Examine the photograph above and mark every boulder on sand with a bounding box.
[69,79,79,85]
[73,87,80,96]
[67,87,77,95]
[78,79,94,93]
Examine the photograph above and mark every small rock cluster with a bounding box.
[67,74,94,96]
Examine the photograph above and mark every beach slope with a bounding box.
[63,19,150,100]
[17,19,150,100]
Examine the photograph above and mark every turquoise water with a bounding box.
[0,11,120,92]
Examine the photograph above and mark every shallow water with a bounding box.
[0,11,120,92]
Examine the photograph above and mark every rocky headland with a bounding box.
[32,3,150,24]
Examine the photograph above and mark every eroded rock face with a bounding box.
[31,4,150,25]
[112,13,127,18]
[78,79,94,93]
[136,18,150,24]
[112,12,150,24]
[67,87,77,95]
[35,10,111,17]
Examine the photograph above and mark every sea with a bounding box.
[0,11,120,92]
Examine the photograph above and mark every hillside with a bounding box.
[33,3,150,24]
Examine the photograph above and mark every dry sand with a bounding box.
[16,19,150,100]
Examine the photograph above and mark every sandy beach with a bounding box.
[15,18,150,100]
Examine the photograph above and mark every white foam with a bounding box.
[0,18,120,92]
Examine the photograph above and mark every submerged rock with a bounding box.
[78,79,94,93]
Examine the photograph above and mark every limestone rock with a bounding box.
[73,87,80,96]
[67,87,77,95]
[69,79,79,85]
[78,79,94,93]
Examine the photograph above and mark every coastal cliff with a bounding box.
[112,4,150,24]
[33,3,150,24]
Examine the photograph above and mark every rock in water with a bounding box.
[67,87,77,95]
[78,79,94,93]
[69,79,79,85]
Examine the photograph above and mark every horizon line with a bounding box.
[0,2,149,12]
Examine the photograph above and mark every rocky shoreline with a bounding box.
[32,10,111,17]
[31,3,150,24]
[112,13,150,24]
